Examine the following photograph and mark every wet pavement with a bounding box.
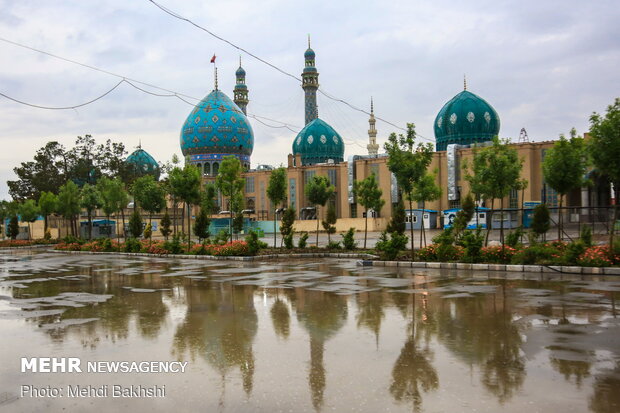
[1,250,619,412]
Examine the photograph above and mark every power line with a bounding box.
[146,0,428,138]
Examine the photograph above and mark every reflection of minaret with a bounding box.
[367,98,379,156]
[302,36,319,125]
[233,56,249,114]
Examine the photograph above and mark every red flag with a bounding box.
[210,54,216,63]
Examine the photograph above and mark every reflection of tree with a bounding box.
[389,294,438,412]
[173,284,257,396]
[356,291,385,347]
[295,290,348,411]
[550,356,590,388]
[135,291,169,339]
[589,361,620,413]
[270,298,290,339]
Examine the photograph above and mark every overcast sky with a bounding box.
[1,0,619,199]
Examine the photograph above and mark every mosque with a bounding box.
[125,42,611,235]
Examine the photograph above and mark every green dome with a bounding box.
[292,118,344,166]
[434,90,500,151]
[126,148,160,180]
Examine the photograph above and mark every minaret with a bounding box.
[367,98,379,156]
[301,36,319,125]
[233,56,249,114]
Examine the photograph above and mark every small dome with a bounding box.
[434,90,500,151]
[126,148,160,180]
[235,65,246,77]
[304,47,315,60]
[180,89,254,162]
[292,118,344,166]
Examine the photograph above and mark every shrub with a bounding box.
[375,231,408,261]
[245,230,267,255]
[123,237,141,253]
[210,241,250,256]
[580,225,593,247]
[283,233,294,249]
[326,241,342,250]
[62,235,82,244]
[531,204,550,240]
[44,229,52,241]
[481,245,519,264]
[505,226,525,248]
[163,234,184,254]
[511,243,561,265]
[298,232,309,249]
[418,244,438,261]
[189,243,210,255]
[143,223,152,241]
[458,228,485,263]
[55,242,82,251]
[563,240,587,265]
[128,209,143,238]
[214,229,229,245]
[436,244,464,262]
[341,228,357,250]
[577,245,618,267]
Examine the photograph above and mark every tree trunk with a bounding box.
[316,206,320,247]
[173,197,177,236]
[408,197,415,261]
[420,201,425,250]
[485,199,494,246]
[558,195,563,241]
[121,208,126,241]
[500,198,505,254]
[274,207,277,249]
[44,215,48,234]
[610,185,618,258]
[188,202,192,251]
[364,210,368,249]
[88,211,93,240]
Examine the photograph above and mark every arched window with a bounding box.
[204,163,211,176]
[213,162,219,175]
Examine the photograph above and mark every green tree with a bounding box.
[410,169,441,249]
[542,129,588,241]
[215,156,244,242]
[80,183,102,240]
[169,164,201,249]
[97,177,127,241]
[305,175,335,247]
[267,167,287,248]
[193,207,210,243]
[19,200,40,241]
[160,210,172,240]
[132,175,166,228]
[531,204,550,242]
[384,123,434,260]
[128,208,143,238]
[231,192,245,239]
[353,173,385,249]
[38,191,58,234]
[8,215,19,239]
[321,201,337,244]
[386,194,406,235]
[57,181,81,237]
[0,201,9,239]
[589,98,620,251]
[463,137,526,249]
[280,207,296,248]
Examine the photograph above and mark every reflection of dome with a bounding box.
[434,89,500,151]
[126,148,160,180]
[180,89,253,168]
[292,118,344,165]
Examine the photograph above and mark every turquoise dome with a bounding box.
[304,47,315,59]
[180,89,253,166]
[126,148,160,180]
[292,118,344,165]
[434,90,500,151]
[235,66,246,77]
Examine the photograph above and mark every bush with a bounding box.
[214,229,229,245]
[298,232,309,249]
[418,244,438,261]
[341,228,357,250]
[505,226,525,248]
[563,240,587,265]
[128,209,143,238]
[163,233,184,254]
[245,230,267,255]
[326,241,342,250]
[580,225,593,247]
[143,223,152,240]
[44,229,52,241]
[62,235,82,244]
[210,240,250,256]
[436,244,464,262]
[577,245,618,267]
[531,204,550,240]
[480,245,519,264]
[511,243,561,265]
[283,233,294,249]
[375,231,408,260]
[458,228,485,263]
[123,237,141,253]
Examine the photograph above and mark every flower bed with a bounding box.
[0,239,57,248]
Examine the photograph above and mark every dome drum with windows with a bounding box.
[434,88,500,151]
[180,89,254,173]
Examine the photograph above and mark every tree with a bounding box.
[97,177,127,241]
[19,200,40,241]
[132,175,166,226]
[386,194,406,235]
[160,210,172,240]
[128,208,143,238]
[80,184,102,240]
[57,181,81,237]
[280,207,296,248]
[589,98,620,251]
[215,156,244,242]
[267,167,287,248]
[321,201,337,244]
[231,192,245,239]
[384,123,434,260]
[410,170,442,249]
[353,173,385,249]
[463,137,526,249]
[38,191,58,234]
[305,175,335,247]
[542,129,588,241]
[0,201,9,239]
[531,204,550,242]
[8,215,19,239]
[193,207,210,242]
[169,164,201,249]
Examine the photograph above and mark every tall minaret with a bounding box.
[233,56,249,114]
[302,36,319,125]
[367,98,379,156]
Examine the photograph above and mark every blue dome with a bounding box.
[292,118,344,165]
[304,47,315,59]
[434,90,500,151]
[236,65,246,77]
[180,89,254,164]
[126,148,160,180]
